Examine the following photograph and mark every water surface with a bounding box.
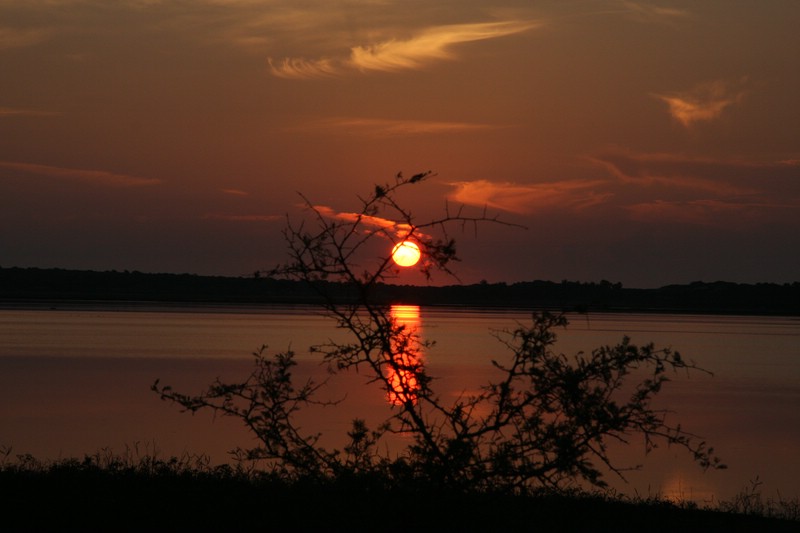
[1,304,797,503]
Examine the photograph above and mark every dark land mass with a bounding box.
[2,465,797,532]
[2,267,799,315]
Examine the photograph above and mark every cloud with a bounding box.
[0,107,61,118]
[347,20,539,72]
[204,213,281,222]
[298,117,498,137]
[590,151,759,196]
[447,179,611,215]
[592,151,799,194]
[221,188,249,196]
[626,199,763,226]
[0,27,51,50]
[269,19,539,79]
[0,161,161,187]
[447,154,800,227]
[311,204,420,241]
[652,79,747,127]
[268,57,339,79]
[619,1,690,22]
[592,150,800,224]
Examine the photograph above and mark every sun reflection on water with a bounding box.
[386,305,423,406]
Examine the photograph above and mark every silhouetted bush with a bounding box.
[153,174,725,494]
[1,448,796,531]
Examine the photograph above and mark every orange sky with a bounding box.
[1,1,798,287]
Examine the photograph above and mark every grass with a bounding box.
[1,446,798,532]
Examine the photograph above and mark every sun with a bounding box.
[391,240,421,267]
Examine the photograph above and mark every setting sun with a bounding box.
[391,240,421,267]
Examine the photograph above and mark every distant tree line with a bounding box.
[1,266,799,315]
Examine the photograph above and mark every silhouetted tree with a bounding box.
[153,172,724,492]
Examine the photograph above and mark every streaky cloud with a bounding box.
[269,19,540,79]
[0,26,51,50]
[300,117,498,137]
[627,199,728,225]
[652,79,747,127]
[204,213,281,222]
[347,20,539,72]
[311,204,419,240]
[626,199,774,227]
[0,161,161,187]
[0,107,60,117]
[592,150,799,195]
[268,57,338,79]
[594,150,800,225]
[221,188,249,196]
[447,179,610,215]
[619,1,690,22]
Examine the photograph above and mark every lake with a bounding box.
[1,303,798,504]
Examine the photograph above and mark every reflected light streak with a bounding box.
[386,305,423,406]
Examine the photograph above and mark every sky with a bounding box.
[1,0,798,288]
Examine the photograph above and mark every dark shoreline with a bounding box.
[2,267,799,316]
[2,462,798,532]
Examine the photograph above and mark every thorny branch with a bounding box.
[153,172,724,492]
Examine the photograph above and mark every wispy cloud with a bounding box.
[652,79,747,127]
[592,151,798,194]
[204,213,281,222]
[221,188,249,196]
[590,151,759,196]
[619,1,691,22]
[626,199,765,226]
[0,27,51,50]
[312,204,415,239]
[314,205,394,229]
[268,57,339,79]
[447,179,611,215]
[0,161,161,187]
[449,153,800,227]
[593,150,800,224]
[269,19,539,79]
[297,117,498,137]
[0,107,61,118]
[348,21,539,72]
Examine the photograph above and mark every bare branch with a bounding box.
[154,172,722,494]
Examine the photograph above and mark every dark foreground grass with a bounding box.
[1,455,797,532]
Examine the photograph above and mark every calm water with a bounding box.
[1,303,798,503]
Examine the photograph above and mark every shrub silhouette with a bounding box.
[153,173,724,492]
